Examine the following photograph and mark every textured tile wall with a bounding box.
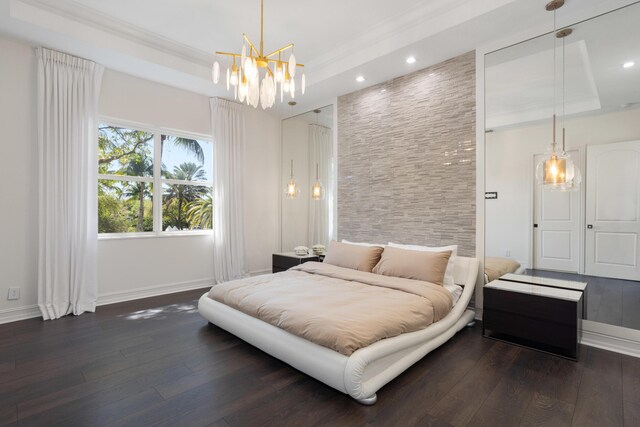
[337,51,476,256]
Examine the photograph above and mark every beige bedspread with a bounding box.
[207,262,452,356]
[484,257,521,282]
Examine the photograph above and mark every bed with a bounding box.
[198,248,479,405]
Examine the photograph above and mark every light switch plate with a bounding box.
[7,287,20,300]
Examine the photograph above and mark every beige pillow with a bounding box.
[323,241,384,272]
[372,246,452,286]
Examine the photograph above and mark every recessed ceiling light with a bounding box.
[380,88,387,93]
[623,61,635,68]
[406,56,416,64]
[356,76,365,82]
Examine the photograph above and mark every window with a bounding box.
[98,123,213,236]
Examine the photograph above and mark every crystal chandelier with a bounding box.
[211,0,305,109]
[535,0,581,190]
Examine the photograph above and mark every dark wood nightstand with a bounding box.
[483,279,583,360]
[272,252,320,273]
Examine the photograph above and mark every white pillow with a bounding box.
[387,242,458,288]
[341,239,384,247]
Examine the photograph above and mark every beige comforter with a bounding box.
[207,262,453,356]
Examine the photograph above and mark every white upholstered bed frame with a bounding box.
[198,256,479,405]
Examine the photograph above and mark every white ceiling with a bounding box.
[0,0,637,117]
[486,0,640,130]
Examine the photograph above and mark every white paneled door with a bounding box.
[533,150,581,273]
[585,141,640,281]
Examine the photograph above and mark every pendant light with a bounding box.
[285,159,300,199]
[311,163,324,200]
[535,0,579,189]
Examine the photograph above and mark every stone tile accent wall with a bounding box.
[337,51,476,256]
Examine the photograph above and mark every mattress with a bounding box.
[207,261,453,356]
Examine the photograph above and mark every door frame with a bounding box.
[530,146,585,274]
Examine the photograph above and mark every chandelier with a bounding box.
[211,0,305,109]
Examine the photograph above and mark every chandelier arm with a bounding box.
[265,44,294,58]
[216,51,243,58]
[265,58,304,67]
[243,34,260,57]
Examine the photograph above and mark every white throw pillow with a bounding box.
[388,242,458,287]
[341,239,384,247]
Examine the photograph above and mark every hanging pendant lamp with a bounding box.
[535,0,580,189]
[311,163,324,201]
[285,159,300,199]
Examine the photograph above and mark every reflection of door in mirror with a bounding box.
[281,105,334,252]
[585,141,640,281]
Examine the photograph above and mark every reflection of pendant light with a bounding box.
[285,159,300,199]
[311,163,324,200]
[535,0,578,189]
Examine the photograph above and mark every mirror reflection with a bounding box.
[281,105,335,253]
[485,2,640,330]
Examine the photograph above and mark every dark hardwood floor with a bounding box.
[1,289,639,426]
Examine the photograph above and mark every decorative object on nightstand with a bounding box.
[272,252,320,273]
[311,244,326,256]
[293,246,310,256]
[483,279,583,360]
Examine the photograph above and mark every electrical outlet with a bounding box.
[7,287,20,300]
[505,250,511,257]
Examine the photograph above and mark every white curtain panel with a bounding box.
[308,124,334,247]
[211,98,248,283]
[36,48,104,320]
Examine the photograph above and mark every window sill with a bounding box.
[98,231,213,241]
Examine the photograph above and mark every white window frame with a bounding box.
[98,117,214,240]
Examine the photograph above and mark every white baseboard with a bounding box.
[97,277,215,306]
[581,329,640,358]
[0,304,41,325]
[580,320,640,358]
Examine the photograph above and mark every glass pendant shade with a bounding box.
[301,73,306,95]
[285,160,300,199]
[311,180,324,200]
[311,164,324,200]
[212,61,220,83]
[289,53,296,77]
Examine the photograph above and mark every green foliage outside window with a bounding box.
[98,125,213,234]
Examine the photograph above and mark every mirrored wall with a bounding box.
[281,105,335,252]
[485,2,640,330]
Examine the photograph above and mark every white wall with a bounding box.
[485,108,640,267]
[0,37,38,318]
[0,35,281,321]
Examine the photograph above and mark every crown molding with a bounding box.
[16,0,212,67]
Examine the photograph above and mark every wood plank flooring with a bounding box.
[0,288,638,426]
